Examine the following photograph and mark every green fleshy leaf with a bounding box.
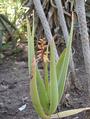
[27,16,34,74]
[30,59,49,119]
[56,49,66,81]
[51,107,90,118]
[49,40,58,114]
[57,15,74,102]
[36,67,50,114]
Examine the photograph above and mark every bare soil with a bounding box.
[0,58,38,119]
[0,39,90,119]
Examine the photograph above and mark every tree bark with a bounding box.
[33,0,59,60]
[76,0,90,103]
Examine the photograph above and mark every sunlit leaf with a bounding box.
[49,40,58,114]
[57,13,74,102]
[36,67,50,114]
[30,58,49,119]
[51,107,90,118]
[27,16,34,74]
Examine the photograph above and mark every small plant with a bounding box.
[27,12,90,119]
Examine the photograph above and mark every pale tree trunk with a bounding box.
[54,0,77,87]
[76,0,90,103]
[33,0,59,60]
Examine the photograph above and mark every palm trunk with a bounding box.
[76,0,90,102]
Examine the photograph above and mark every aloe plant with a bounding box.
[27,13,90,119]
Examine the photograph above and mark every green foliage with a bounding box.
[51,107,90,118]
[27,15,34,74]
[27,15,49,118]
[49,40,58,114]
[0,0,24,22]
[27,12,90,119]
[0,0,28,42]
[36,68,50,114]
[56,15,74,102]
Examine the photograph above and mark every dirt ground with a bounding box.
[0,58,38,119]
[0,39,90,119]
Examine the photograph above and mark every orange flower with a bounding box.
[37,38,49,63]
